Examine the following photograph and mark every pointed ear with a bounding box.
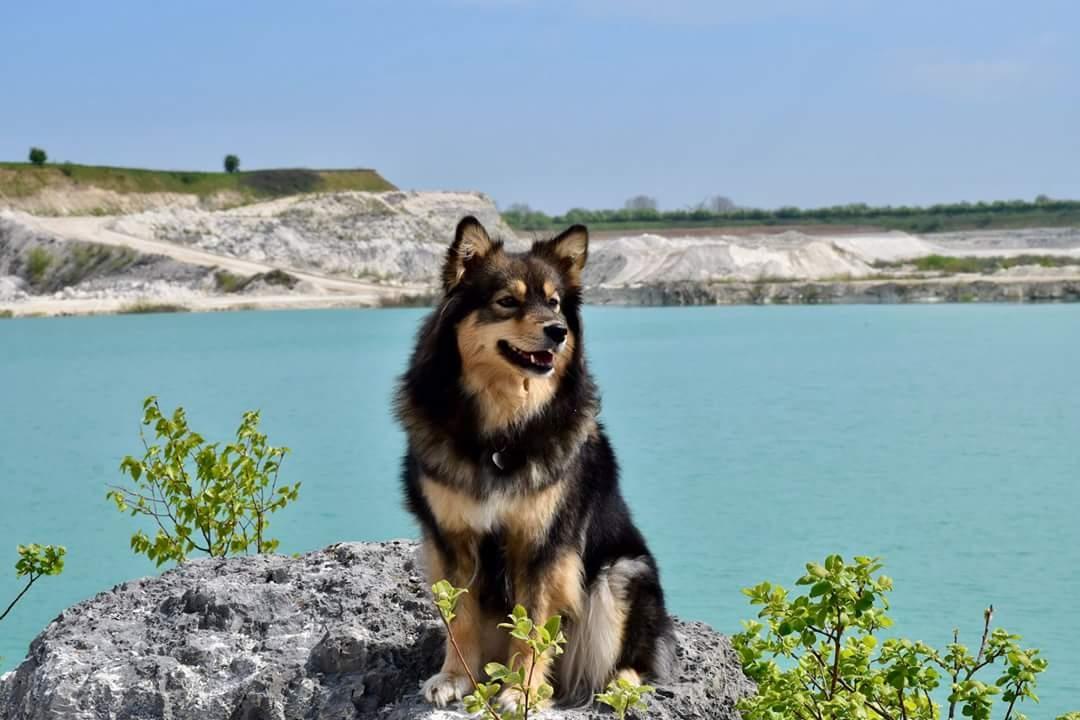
[443,216,496,291]
[535,224,588,286]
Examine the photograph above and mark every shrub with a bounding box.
[1,544,66,623]
[28,147,47,166]
[25,246,53,285]
[258,269,299,288]
[432,580,566,720]
[224,154,240,174]
[215,270,251,293]
[733,554,1072,720]
[596,676,656,718]
[431,581,654,720]
[107,396,299,565]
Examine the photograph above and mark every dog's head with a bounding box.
[440,216,588,425]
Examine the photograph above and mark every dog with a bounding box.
[395,216,676,709]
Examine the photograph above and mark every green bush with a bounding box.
[224,154,240,174]
[259,269,299,288]
[733,554,1075,720]
[107,396,299,565]
[596,676,656,718]
[432,580,566,720]
[215,270,251,293]
[1,544,65,624]
[25,246,53,285]
[431,580,654,720]
[28,147,47,166]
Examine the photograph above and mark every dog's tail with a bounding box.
[558,556,676,706]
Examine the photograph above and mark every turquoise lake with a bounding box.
[1,305,1078,714]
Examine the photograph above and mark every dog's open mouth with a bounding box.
[498,340,555,374]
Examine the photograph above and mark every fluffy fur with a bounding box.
[396,216,676,708]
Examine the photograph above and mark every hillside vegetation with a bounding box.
[505,198,1080,234]
[0,162,395,201]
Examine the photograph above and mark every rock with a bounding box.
[0,541,754,719]
[588,278,1080,306]
[0,275,28,302]
[110,191,518,285]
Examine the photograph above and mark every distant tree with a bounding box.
[28,147,47,166]
[505,202,533,214]
[1035,194,1051,204]
[624,195,658,211]
[224,154,240,174]
[700,195,736,213]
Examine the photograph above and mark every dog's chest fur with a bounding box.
[420,473,566,544]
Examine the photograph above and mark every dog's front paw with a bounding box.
[497,685,554,713]
[496,686,527,714]
[421,671,473,707]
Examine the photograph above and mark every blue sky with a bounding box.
[2,1,1077,212]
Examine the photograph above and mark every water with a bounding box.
[1,306,1078,714]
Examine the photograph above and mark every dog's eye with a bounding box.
[496,296,520,309]
[547,297,560,309]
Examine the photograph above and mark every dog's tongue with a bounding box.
[531,350,554,367]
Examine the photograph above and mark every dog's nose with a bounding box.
[544,323,568,344]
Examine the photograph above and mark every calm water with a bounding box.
[1,306,1078,714]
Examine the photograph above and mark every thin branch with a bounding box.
[974,606,993,665]
[796,675,826,720]
[108,485,169,506]
[439,613,503,720]
[997,690,1015,720]
[948,608,996,720]
[947,628,962,720]
[830,606,844,695]
[523,645,537,720]
[807,647,894,720]
[110,486,192,550]
[0,574,39,623]
[897,687,908,720]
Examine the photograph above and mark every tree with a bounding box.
[28,147,47,166]
[700,195,736,213]
[624,195,658,211]
[224,154,240,173]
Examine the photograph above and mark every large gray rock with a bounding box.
[0,541,753,719]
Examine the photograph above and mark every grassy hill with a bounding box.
[0,162,395,201]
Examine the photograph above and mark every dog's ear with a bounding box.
[443,216,496,291]
[534,224,588,287]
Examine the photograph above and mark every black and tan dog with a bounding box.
[395,216,676,708]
